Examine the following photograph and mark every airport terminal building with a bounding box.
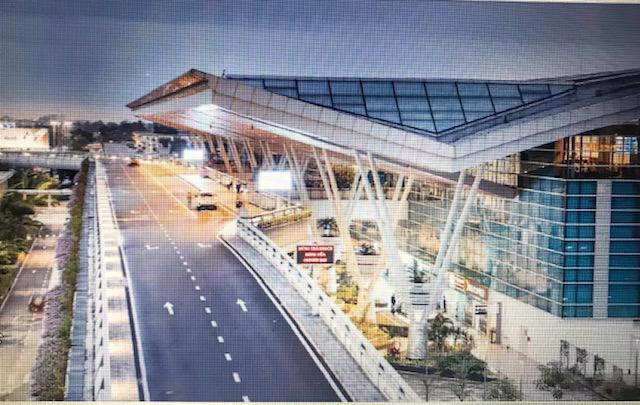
[128,69,640,381]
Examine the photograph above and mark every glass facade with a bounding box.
[395,126,639,318]
[231,76,573,134]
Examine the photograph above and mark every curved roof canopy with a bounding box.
[128,68,640,173]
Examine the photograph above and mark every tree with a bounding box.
[535,361,575,399]
[484,377,522,401]
[437,351,486,401]
[69,128,94,151]
[428,313,454,353]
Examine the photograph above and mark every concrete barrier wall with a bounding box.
[90,162,140,400]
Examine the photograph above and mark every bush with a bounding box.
[30,159,88,400]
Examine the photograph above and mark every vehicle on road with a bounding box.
[196,203,217,211]
[28,294,46,312]
[128,158,140,167]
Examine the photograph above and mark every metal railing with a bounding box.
[236,218,420,402]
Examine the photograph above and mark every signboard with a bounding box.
[475,304,488,315]
[296,245,334,264]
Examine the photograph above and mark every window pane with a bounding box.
[362,81,394,96]
[492,97,522,112]
[394,82,426,96]
[264,79,296,88]
[332,95,363,105]
[426,82,458,96]
[549,84,572,94]
[300,95,332,107]
[364,96,398,112]
[397,97,430,111]
[488,84,520,97]
[457,83,490,97]
[368,111,400,123]
[298,80,330,95]
[400,111,433,121]
[519,84,551,103]
[329,81,361,96]
[609,285,640,304]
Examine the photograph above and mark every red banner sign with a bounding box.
[296,245,334,264]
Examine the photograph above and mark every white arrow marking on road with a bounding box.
[233,372,241,383]
[145,244,159,250]
[224,353,232,361]
[195,285,200,291]
[236,299,248,312]
[197,242,212,248]
[163,302,174,315]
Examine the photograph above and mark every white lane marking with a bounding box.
[170,241,175,245]
[219,235,347,402]
[224,353,232,361]
[236,298,247,312]
[186,268,192,273]
[163,302,174,315]
[31,270,36,274]
[180,256,184,260]
[199,295,206,301]
[197,242,212,248]
[210,320,217,327]
[217,336,224,343]
[195,285,200,291]
[242,395,250,402]
[190,276,196,281]
[183,262,188,266]
[173,246,178,250]
[233,372,241,383]
[204,307,211,314]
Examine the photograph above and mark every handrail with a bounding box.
[236,218,420,402]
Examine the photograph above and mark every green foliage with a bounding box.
[437,351,487,401]
[69,128,94,151]
[484,377,522,401]
[336,284,359,304]
[332,164,355,189]
[31,159,89,400]
[535,361,576,399]
[428,313,454,353]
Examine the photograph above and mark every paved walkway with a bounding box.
[220,230,386,402]
[0,204,67,400]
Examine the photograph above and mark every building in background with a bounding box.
[132,131,208,159]
[0,128,50,151]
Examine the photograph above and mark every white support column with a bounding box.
[216,135,232,174]
[313,148,360,281]
[259,141,271,168]
[243,139,257,172]
[434,171,467,270]
[230,139,245,174]
[265,143,276,168]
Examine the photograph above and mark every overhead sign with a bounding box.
[475,304,488,315]
[296,245,334,264]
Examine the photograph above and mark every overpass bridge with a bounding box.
[0,150,87,170]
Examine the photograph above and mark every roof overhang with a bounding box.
[128,69,640,174]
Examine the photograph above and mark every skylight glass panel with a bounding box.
[460,97,494,121]
[488,84,521,98]
[365,96,398,112]
[332,95,364,105]
[270,88,298,98]
[403,120,436,132]
[298,80,330,95]
[334,104,366,115]
[457,83,490,97]
[300,95,332,107]
[433,119,465,132]
[400,111,433,121]
[329,81,362,95]
[393,81,427,96]
[425,82,458,97]
[264,79,296,88]
[519,84,551,103]
[396,97,430,111]
[362,81,394,96]
[549,84,573,94]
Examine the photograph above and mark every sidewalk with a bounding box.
[0,204,67,400]
[220,229,386,402]
[472,332,601,400]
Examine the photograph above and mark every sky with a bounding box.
[1,0,640,122]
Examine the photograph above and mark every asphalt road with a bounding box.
[104,160,342,402]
